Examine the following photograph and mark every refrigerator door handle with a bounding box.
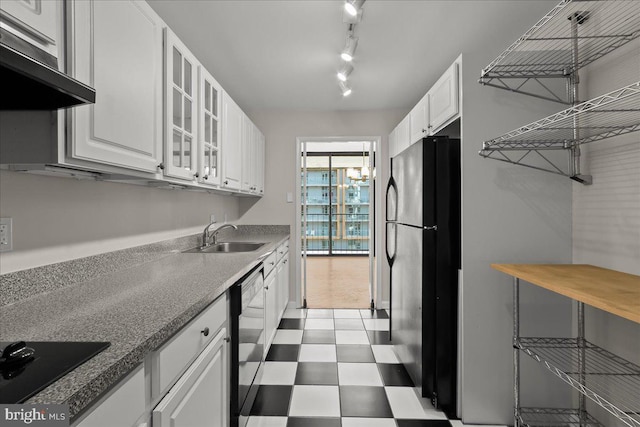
[385,222,397,267]
[386,176,398,222]
[424,225,438,231]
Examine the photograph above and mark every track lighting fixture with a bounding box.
[339,81,352,97]
[344,0,365,17]
[341,35,358,62]
[338,1,364,99]
[337,63,353,82]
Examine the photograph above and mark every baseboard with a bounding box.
[377,300,390,310]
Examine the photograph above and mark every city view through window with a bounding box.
[301,154,370,255]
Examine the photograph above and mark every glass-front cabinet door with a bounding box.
[199,67,222,187]
[164,28,198,181]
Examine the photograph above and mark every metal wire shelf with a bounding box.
[479,0,640,103]
[482,82,640,149]
[518,407,604,427]
[518,337,640,427]
[479,82,640,180]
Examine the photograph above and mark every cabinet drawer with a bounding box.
[153,329,228,427]
[153,294,227,394]
[276,240,289,260]
[263,251,277,277]
[74,365,145,427]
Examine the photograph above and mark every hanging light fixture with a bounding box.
[341,35,358,62]
[344,0,365,17]
[339,81,352,97]
[347,167,359,180]
[346,142,370,181]
[337,62,353,82]
[360,142,369,181]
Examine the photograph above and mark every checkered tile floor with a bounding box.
[247,308,452,427]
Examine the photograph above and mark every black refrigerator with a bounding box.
[385,136,460,417]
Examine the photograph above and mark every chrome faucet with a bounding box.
[202,222,217,247]
[202,223,238,247]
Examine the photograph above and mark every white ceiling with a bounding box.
[147,0,556,112]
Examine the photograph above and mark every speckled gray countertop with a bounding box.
[0,225,289,419]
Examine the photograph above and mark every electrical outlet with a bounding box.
[0,218,13,252]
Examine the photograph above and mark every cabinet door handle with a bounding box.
[270,262,275,266]
[157,163,165,170]
[224,180,229,185]
[204,175,209,180]
[194,172,199,178]
[201,327,210,337]
[264,286,269,290]
[224,337,231,343]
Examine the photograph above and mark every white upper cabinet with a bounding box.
[241,117,265,194]
[164,28,198,181]
[198,67,222,187]
[221,92,243,190]
[428,62,459,134]
[409,92,430,144]
[388,126,397,159]
[256,132,265,195]
[0,0,59,57]
[241,115,254,193]
[69,0,163,173]
[396,115,411,156]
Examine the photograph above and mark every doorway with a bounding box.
[297,138,380,309]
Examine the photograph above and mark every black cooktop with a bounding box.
[0,341,110,404]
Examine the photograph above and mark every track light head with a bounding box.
[341,35,358,62]
[337,63,354,82]
[344,0,365,17]
[339,81,352,97]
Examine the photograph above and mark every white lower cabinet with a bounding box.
[74,365,146,427]
[264,240,290,356]
[153,328,228,427]
[264,269,278,354]
[276,249,290,319]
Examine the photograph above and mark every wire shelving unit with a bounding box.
[518,408,604,427]
[479,0,640,104]
[518,337,640,427]
[479,82,640,181]
[492,264,640,427]
[478,0,640,184]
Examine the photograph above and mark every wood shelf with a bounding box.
[491,264,640,324]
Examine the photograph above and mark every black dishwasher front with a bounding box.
[230,266,264,427]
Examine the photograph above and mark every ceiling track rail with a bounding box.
[478,0,640,184]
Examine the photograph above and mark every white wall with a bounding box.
[239,109,408,305]
[573,39,640,427]
[0,170,242,273]
[458,2,575,422]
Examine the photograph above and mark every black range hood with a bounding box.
[0,31,95,110]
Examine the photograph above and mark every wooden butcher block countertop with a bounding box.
[491,264,640,324]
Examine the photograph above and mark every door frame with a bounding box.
[295,136,383,308]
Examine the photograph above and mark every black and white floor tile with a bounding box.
[247,308,452,427]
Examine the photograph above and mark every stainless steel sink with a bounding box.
[183,242,266,253]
